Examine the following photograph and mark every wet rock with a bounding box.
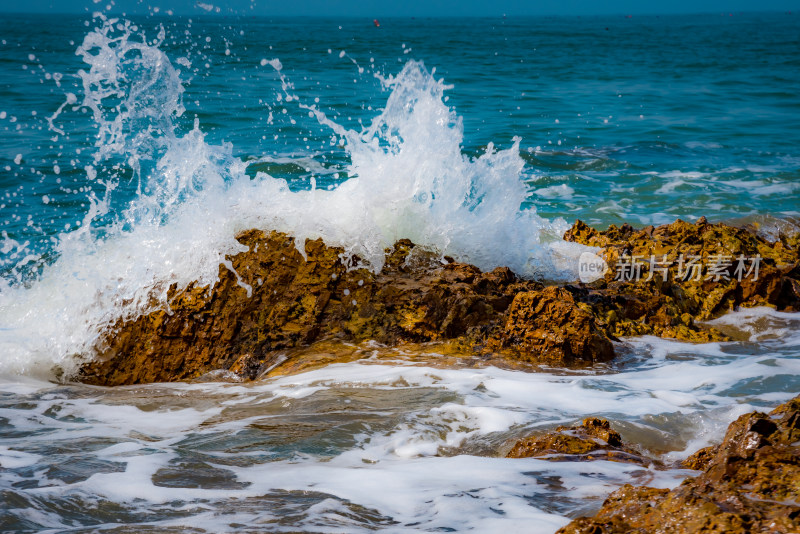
[79,217,800,385]
[563,217,800,342]
[681,445,717,471]
[491,288,615,366]
[80,230,543,385]
[558,395,800,534]
[507,418,655,466]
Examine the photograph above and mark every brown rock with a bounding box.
[563,217,800,342]
[682,445,717,471]
[80,230,545,385]
[507,417,655,466]
[492,287,615,366]
[557,395,800,534]
[79,217,800,385]
[562,220,612,248]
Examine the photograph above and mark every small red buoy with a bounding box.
[373,19,380,27]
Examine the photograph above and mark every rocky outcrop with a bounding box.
[79,217,800,385]
[491,288,615,366]
[506,417,655,466]
[80,230,578,385]
[563,217,800,342]
[558,395,800,534]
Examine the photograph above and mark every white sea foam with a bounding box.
[659,170,707,180]
[0,15,799,534]
[1,310,797,531]
[0,17,587,377]
[0,446,41,469]
[534,183,575,199]
[705,306,800,343]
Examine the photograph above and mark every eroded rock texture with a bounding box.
[563,217,800,342]
[558,395,800,534]
[490,288,615,365]
[80,216,800,385]
[80,230,568,385]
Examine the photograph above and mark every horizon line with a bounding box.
[0,9,794,18]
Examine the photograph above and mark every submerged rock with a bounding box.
[506,417,655,466]
[558,395,800,534]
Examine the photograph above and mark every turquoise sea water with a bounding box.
[0,11,798,533]
[1,12,799,280]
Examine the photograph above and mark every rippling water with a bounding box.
[2,309,799,531]
[2,13,799,265]
[0,10,798,532]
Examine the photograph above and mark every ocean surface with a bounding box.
[0,10,799,532]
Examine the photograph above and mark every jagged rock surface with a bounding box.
[558,395,800,534]
[563,217,800,342]
[81,230,556,385]
[80,217,800,385]
[489,288,615,365]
